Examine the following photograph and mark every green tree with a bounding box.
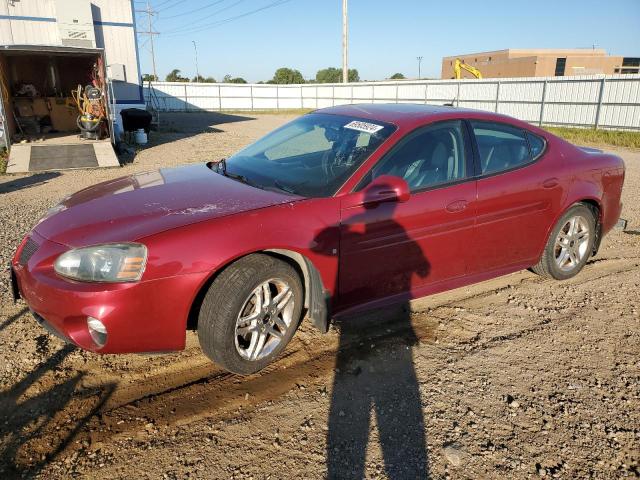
[222,74,248,84]
[315,67,359,83]
[271,67,305,84]
[142,73,158,82]
[390,72,405,79]
[193,74,216,83]
[165,69,189,82]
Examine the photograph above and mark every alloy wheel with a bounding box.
[234,278,295,361]
[554,215,590,272]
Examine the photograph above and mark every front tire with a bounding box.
[532,204,596,280]
[197,254,303,375]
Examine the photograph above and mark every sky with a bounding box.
[134,0,640,82]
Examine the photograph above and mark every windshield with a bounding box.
[223,113,396,197]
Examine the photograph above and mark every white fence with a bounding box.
[144,74,640,130]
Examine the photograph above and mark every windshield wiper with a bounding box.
[226,171,255,187]
[271,180,299,195]
[213,159,265,190]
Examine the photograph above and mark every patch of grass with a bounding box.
[546,126,640,149]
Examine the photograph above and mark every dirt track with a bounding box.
[0,113,638,479]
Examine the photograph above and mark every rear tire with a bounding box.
[532,204,596,280]
[197,254,303,375]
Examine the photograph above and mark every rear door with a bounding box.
[467,120,563,274]
[338,120,477,309]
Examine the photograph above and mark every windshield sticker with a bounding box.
[344,121,384,134]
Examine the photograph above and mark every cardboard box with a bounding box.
[48,97,79,132]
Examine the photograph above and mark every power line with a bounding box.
[163,0,292,38]
[162,0,244,34]
[156,0,188,12]
[135,0,173,9]
[153,0,175,8]
[159,0,227,20]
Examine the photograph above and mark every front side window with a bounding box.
[362,120,469,192]
[224,113,395,197]
[470,121,533,175]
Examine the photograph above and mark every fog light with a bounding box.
[87,317,107,348]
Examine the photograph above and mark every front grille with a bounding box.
[19,237,39,265]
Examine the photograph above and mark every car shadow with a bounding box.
[0,344,116,476]
[312,185,431,479]
[0,172,62,195]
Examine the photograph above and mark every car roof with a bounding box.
[315,103,526,130]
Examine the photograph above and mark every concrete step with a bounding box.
[6,140,120,173]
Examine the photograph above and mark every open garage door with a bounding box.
[0,45,119,173]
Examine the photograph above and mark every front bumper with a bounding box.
[11,231,207,354]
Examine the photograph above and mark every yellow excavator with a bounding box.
[453,58,483,79]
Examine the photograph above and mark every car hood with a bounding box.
[34,163,300,247]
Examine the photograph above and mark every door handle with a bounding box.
[446,200,468,213]
[542,178,559,189]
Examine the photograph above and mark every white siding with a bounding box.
[0,0,142,102]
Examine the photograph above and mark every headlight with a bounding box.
[54,243,147,282]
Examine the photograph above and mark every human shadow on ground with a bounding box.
[313,184,431,479]
[0,344,115,477]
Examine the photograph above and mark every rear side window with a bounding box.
[470,121,531,175]
[527,132,546,159]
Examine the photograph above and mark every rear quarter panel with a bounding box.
[561,143,625,235]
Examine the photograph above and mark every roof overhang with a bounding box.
[0,44,104,56]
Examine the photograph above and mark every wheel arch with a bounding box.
[186,249,330,334]
[538,197,603,264]
[577,198,603,255]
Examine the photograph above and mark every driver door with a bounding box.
[337,120,477,310]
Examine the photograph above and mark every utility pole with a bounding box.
[136,1,159,80]
[342,0,348,83]
[416,56,423,79]
[192,41,200,81]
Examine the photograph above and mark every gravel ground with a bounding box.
[0,113,638,479]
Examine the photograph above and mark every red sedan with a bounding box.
[12,104,625,374]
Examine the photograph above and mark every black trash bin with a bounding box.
[120,108,152,134]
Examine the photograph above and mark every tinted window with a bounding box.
[471,121,531,175]
[527,132,545,158]
[225,113,395,197]
[364,121,468,192]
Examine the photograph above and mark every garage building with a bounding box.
[0,0,144,172]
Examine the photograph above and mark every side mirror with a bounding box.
[360,175,411,206]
